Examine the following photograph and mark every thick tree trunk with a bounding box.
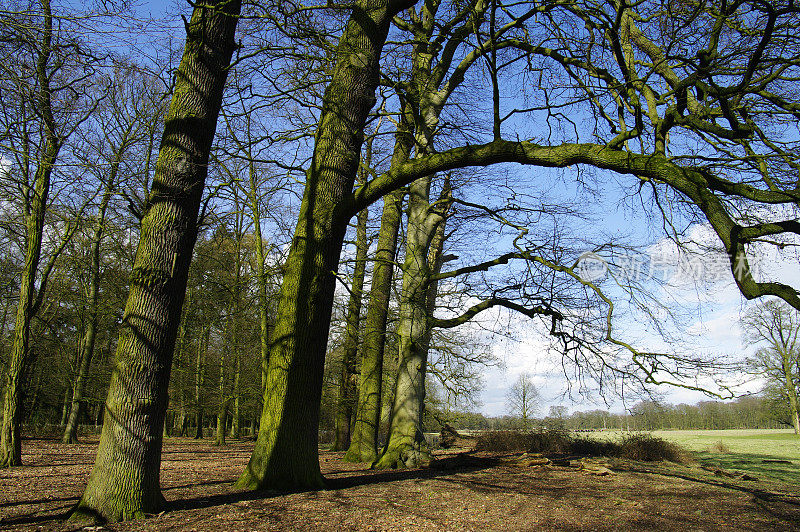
[0,0,60,468]
[374,176,443,469]
[236,0,409,490]
[71,1,239,521]
[331,149,371,451]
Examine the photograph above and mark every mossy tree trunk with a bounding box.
[344,110,414,463]
[71,0,239,521]
[1,0,61,467]
[373,175,449,469]
[236,0,413,490]
[331,142,372,451]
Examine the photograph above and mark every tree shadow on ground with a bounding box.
[167,452,499,512]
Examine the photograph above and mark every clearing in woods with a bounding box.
[1,432,799,531]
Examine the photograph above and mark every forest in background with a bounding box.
[0,0,799,522]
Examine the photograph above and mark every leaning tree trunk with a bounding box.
[71,0,239,521]
[235,0,411,491]
[374,175,448,469]
[0,0,60,468]
[331,148,371,451]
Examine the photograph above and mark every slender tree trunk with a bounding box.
[60,386,71,426]
[236,0,410,491]
[231,351,240,439]
[783,360,800,435]
[71,1,239,521]
[173,291,190,437]
[63,183,115,444]
[247,162,271,393]
[0,0,60,467]
[344,112,413,463]
[215,349,227,446]
[331,145,372,451]
[194,324,209,440]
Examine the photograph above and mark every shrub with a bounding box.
[614,433,690,463]
[708,440,731,453]
[473,430,691,463]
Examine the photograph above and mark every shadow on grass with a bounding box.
[695,452,799,485]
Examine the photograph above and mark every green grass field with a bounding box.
[591,429,800,485]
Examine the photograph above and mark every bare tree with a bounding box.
[506,373,540,429]
[743,300,800,435]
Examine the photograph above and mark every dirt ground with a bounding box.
[2,437,799,531]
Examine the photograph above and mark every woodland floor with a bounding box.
[2,437,800,531]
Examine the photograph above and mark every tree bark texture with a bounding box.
[236,0,412,490]
[331,199,369,450]
[72,0,239,521]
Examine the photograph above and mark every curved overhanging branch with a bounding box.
[431,297,562,329]
[344,138,800,218]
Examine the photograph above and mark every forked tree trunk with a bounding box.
[71,0,239,521]
[0,0,60,467]
[236,0,411,491]
[331,151,371,451]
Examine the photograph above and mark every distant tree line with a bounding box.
[438,396,789,432]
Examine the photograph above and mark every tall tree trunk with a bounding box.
[214,349,227,446]
[231,350,240,439]
[60,386,71,427]
[783,359,800,435]
[71,0,239,521]
[63,181,115,444]
[0,0,60,467]
[194,325,208,440]
[374,171,450,470]
[247,161,272,394]
[331,144,371,451]
[173,290,190,437]
[236,0,410,491]
[344,110,413,463]
[373,176,444,469]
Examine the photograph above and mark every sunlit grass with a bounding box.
[583,429,800,485]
